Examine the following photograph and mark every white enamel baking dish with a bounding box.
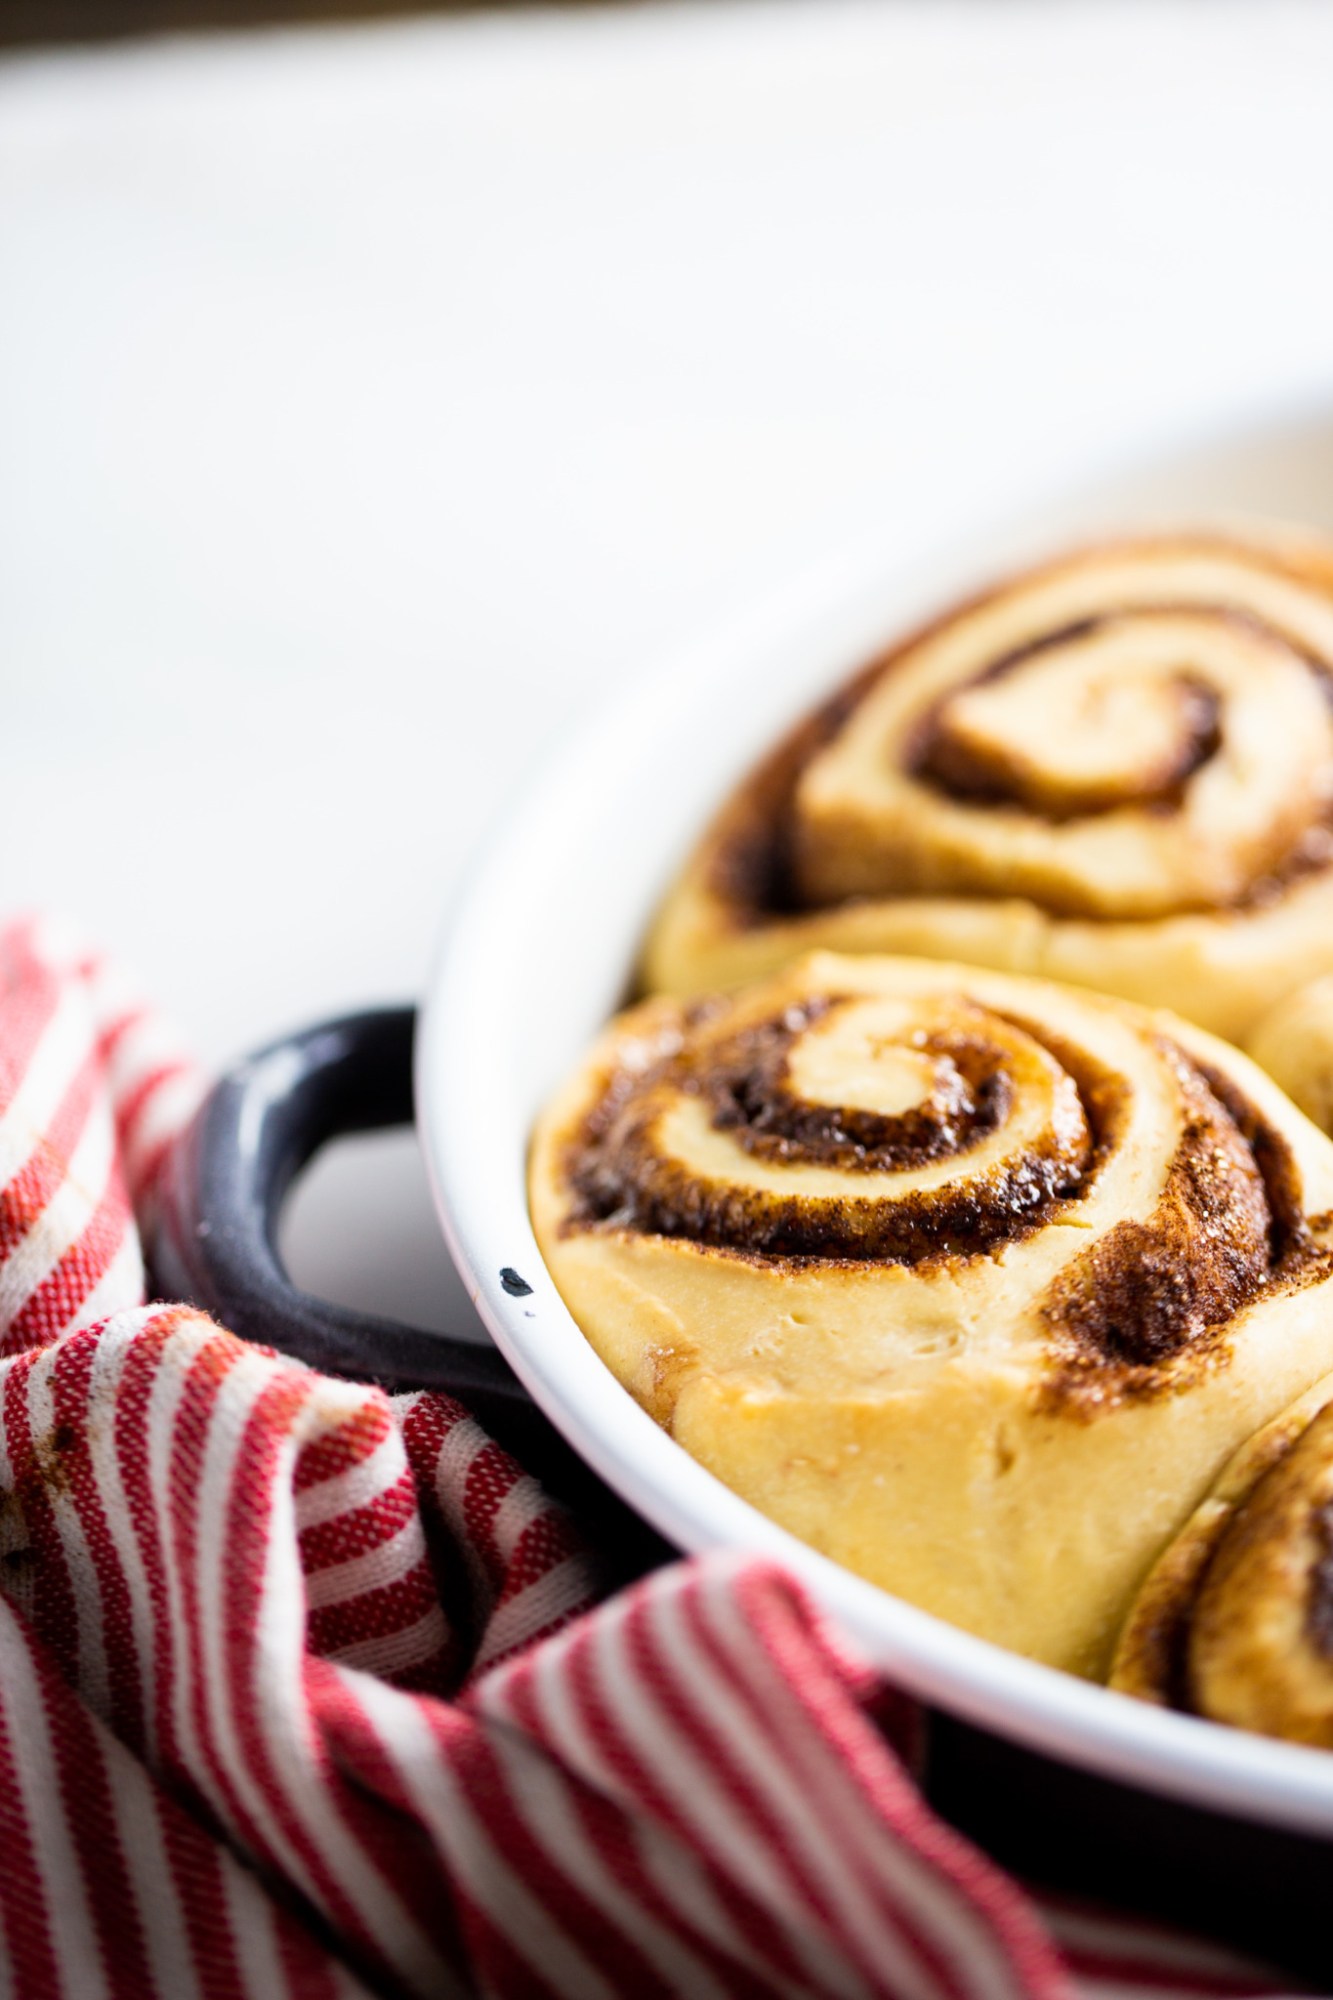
[417,398,1333,1858]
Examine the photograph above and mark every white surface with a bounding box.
[6,0,1333,1333]
[419,405,1333,1830]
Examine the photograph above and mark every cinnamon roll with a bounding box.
[1111,1374,1333,1745]
[643,531,1333,1043]
[530,952,1333,1678]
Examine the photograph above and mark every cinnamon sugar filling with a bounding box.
[1039,1042,1295,1411]
[909,618,1222,820]
[1308,1503,1333,1661]
[562,999,1317,1402]
[699,552,1333,929]
[564,998,1091,1261]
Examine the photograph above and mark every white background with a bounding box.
[5,0,1333,1338]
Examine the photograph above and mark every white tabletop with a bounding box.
[5,0,1333,1340]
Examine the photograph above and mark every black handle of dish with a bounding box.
[151,1008,523,1405]
[149,1007,669,1561]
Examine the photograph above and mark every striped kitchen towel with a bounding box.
[0,914,1299,1999]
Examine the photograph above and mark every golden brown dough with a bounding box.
[643,530,1333,1042]
[1111,1374,1333,1745]
[531,951,1333,1678]
[1248,974,1333,1137]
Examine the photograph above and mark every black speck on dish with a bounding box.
[500,1267,533,1297]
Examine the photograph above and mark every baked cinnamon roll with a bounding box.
[643,531,1333,1042]
[1111,1374,1333,1745]
[530,952,1333,1678]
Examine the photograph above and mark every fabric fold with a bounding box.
[0,917,1297,1999]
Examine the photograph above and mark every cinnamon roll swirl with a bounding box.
[1111,1374,1333,1745]
[643,531,1333,1042]
[530,952,1333,1677]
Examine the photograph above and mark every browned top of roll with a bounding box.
[694,534,1333,932]
[551,955,1325,1412]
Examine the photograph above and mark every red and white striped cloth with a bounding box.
[0,915,1305,2000]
